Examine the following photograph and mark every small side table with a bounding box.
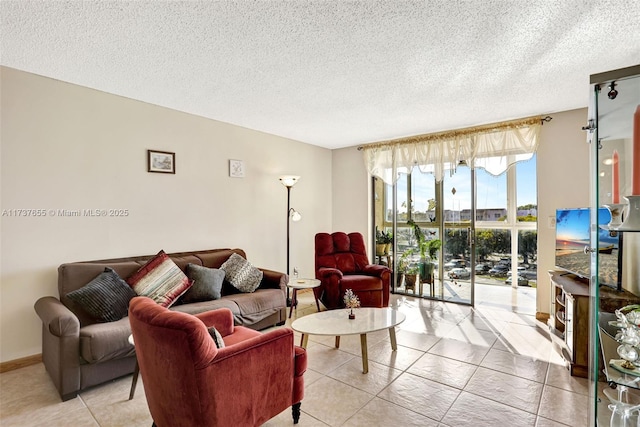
[128,334,139,400]
[287,278,321,318]
[376,253,391,268]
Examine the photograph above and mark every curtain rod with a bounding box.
[356,115,552,151]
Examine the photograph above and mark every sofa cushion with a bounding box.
[126,250,192,308]
[170,298,241,317]
[181,264,225,303]
[220,253,263,293]
[225,289,285,326]
[67,268,137,323]
[79,317,135,364]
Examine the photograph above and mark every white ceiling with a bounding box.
[2,1,639,149]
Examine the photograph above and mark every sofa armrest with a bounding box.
[194,308,234,337]
[361,264,391,278]
[317,267,343,280]
[34,296,80,337]
[213,327,293,362]
[258,268,287,293]
[33,296,81,401]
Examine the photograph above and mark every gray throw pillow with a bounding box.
[207,326,225,349]
[181,264,225,303]
[67,267,137,322]
[220,253,263,293]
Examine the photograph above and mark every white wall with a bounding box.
[331,147,370,240]
[0,67,332,362]
[536,108,590,316]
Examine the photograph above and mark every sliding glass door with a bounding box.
[441,163,476,305]
[372,155,538,307]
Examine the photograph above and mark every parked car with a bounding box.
[448,268,471,280]
[475,263,490,274]
[488,265,509,276]
[506,275,529,286]
[507,267,525,276]
[444,259,466,270]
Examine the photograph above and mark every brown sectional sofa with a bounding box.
[34,248,288,401]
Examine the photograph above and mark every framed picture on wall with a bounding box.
[229,159,245,178]
[147,150,175,174]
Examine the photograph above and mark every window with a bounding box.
[373,154,538,299]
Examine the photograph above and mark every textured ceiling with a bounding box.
[2,1,639,149]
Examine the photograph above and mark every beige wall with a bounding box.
[536,108,590,315]
[331,147,370,240]
[0,67,332,362]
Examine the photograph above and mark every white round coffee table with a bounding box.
[291,307,406,373]
[287,278,321,318]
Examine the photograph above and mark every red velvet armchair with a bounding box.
[128,297,306,427]
[314,232,391,309]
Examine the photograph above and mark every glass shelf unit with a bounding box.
[588,64,640,426]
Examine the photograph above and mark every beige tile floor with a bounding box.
[1,284,606,426]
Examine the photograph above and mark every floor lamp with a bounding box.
[279,175,301,306]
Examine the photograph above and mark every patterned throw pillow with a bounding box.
[220,253,263,293]
[126,250,192,308]
[181,264,225,303]
[207,326,225,349]
[67,267,137,322]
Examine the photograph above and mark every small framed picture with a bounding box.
[148,150,175,174]
[229,159,245,178]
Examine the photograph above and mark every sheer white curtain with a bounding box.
[362,116,542,183]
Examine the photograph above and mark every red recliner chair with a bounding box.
[129,297,306,426]
[314,232,391,309]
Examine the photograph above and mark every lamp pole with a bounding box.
[286,185,292,306]
[279,175,300,307]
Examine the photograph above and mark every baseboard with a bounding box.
[0,354,42,373]
[536,311,550,323]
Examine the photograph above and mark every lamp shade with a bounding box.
[290,209,302,222]
[279,175,300,187]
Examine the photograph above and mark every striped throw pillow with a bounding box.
[126,250,192,308]
[67,267,137,322]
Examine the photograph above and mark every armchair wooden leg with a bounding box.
[129,360,139,400]
[292,402,301,424]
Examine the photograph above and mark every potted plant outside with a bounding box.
[421,238,442,283]
[398,248,418,290]
[404,266,419,290]
[408,219,441,284]
[375,227,393,255]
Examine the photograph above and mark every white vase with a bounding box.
[618,195,640,231]
[605,203,627,229]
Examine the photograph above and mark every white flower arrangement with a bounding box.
[344,289,361,309]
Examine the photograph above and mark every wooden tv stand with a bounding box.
[548,270,640,378]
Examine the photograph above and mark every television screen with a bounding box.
[555,207,620,288]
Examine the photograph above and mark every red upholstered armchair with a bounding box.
[128,297,306,427]
[314,232,391,309]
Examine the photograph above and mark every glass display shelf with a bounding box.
[600,312,640,391]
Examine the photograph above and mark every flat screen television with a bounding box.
[555,207,621,289]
